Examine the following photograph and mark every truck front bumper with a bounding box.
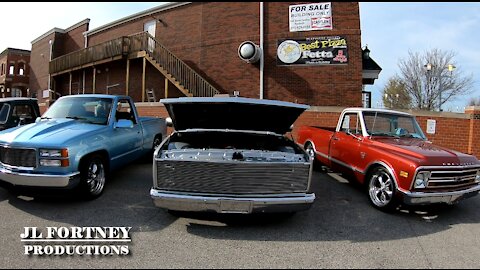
[399,185,480,205]
[0,167,80,188]
[150,189,315,214]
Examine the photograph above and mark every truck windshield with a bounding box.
[0,103,10,124]
[363,112,426,140]
[42,97,113,125]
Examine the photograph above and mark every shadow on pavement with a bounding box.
[2,165,480,243]
[3,162,176,233]
[182,171,480,242]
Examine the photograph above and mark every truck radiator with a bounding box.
[155,160,310,194]
[0,147,37,168]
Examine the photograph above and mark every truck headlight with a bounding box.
[39,148,69,167]
[40,149,68,158]
[414,171,430,189]
[40,159,62,167]
[476,170,480,182]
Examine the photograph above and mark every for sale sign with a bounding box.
[289,2,332,32]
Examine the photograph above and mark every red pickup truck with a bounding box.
[297,108,480,211]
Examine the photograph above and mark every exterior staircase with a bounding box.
[49,32,220,98]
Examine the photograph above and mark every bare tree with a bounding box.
[397,48,473,111]
[468,97,480,106]
[382,76,411,109]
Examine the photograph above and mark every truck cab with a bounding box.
[0,97,40,131]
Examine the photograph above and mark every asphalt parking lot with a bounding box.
[0,161,479,269]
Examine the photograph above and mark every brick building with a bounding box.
[26,2,480,157]
[29,2,381,107]
[0,48,31,98]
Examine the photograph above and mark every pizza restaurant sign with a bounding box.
[277,36,348,66]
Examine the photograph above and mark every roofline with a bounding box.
[84,2,191,36]
[0,97,38,102]
[59,94,121,99]
[0,48,31,57]
[343,107,412,116]
[31,19,90,44]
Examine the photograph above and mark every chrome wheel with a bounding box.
[85,158,105,196]
[305,143,316,160]
[368,168,395,208]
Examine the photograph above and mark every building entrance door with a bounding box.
[144,20,156,53]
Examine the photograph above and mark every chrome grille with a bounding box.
[156,160,310,194]
[0,147,37,168]
[426,168,479,190]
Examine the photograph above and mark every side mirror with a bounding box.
[347,131,363,141]
[115,119,134,129]
[18,117,26,126]
[166,117,173,127]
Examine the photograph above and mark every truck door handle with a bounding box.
[332,137,339,141]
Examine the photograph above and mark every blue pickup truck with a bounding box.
[0,94,166,199]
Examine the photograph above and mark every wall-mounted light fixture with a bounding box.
[238,41,262,64]
[362,45,370,59]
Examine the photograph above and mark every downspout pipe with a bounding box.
[260,2,264,99]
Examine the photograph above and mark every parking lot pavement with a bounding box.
[0,161,479,269]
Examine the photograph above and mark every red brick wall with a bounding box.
[30,32,56,101]
[61,23,89,54]
[30,21,88,102]
[83,2,362,107]
[415,115,470,154]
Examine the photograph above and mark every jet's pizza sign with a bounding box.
[277,36,348,66]
[289,2,332,32]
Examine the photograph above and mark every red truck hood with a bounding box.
[369,137,480,166]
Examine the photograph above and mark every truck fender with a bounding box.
[364,160,399,189]
[75,149,110,171]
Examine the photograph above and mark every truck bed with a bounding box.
[296,125,336,166]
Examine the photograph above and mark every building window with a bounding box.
[18,63,25,76]
[9,65,14,75]
[12,88,22,97]
[0,63,4,75]
[362,91,372,108]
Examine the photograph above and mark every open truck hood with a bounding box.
[161,97,309,134]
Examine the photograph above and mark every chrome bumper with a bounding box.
[150,189,315,213]
[400,185,480,205]
[0,167,80,188]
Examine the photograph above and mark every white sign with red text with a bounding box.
[289,2,332,32]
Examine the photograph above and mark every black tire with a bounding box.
[367,166,399,212]
[153,135,162,152]
[78,154,107,200]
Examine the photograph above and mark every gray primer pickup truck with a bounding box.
[151,97,315,214]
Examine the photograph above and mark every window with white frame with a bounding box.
[18,62,25,75]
